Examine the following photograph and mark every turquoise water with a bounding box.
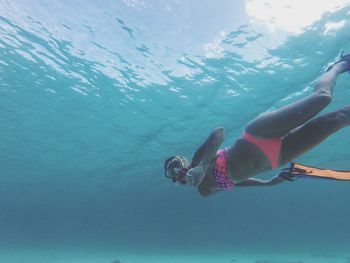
[1,1,350,262]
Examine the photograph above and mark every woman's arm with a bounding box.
[189,142,207,168]
[198,185,222,197]
[190,127,225,168]
[235,175,288,187]
[198,175,288,196]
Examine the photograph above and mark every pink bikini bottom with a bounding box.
[242,131,283,169]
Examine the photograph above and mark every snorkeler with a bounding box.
[164,53,350,196]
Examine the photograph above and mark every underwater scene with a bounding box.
[1,0,350,262]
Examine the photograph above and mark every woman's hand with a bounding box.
[185,157,217,187]
[185,165,206,187]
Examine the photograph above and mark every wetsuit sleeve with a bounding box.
[190,127,225,168]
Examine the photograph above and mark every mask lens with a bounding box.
[165,168,175,178]
[171,159,181,168]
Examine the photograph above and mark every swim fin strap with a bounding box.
[285,162,350,181]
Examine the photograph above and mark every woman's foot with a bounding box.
[327,51,350,74]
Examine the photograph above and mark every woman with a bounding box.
[164,53,350,197]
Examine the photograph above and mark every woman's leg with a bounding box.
[280,105,350,164]
[245,62,349,138]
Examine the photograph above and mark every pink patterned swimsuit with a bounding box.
[212,149,234,190]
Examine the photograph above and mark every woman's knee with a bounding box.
[337,107,350,125]
[312,92,332,107]
[326,109,350,127]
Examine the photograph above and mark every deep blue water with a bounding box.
[1,1,350,262]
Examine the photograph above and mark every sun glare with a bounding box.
[246,0,350,33]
